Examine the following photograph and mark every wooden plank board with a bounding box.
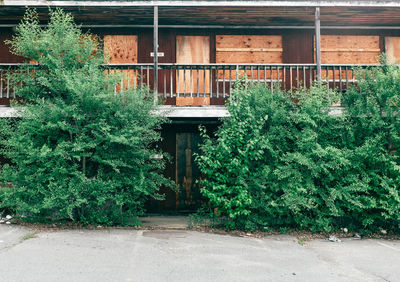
[176,97,210,106]
[104,35,138,93]
[217,51,282,64]
[385,37,400,64]
[216,35,282,49]
[216,48,283,52]
[216,35,283,64]
[176,36,210,95]
[319,35,380,64]
[104,35,137,63]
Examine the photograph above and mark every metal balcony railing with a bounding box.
[0,63,382,101]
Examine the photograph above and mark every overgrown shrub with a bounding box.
[196,70,400,233]
[340,64,400,232]
[0,9,172,225]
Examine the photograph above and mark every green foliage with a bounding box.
[196,70,400,233]
[0,9,173,225]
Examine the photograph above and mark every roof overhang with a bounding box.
[2,1,400,27]
[3,1,400,8]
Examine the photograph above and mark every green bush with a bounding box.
[0,9,172,225]
[196,70,400,233]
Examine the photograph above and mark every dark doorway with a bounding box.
[146,120,220,214]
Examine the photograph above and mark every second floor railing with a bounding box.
[0,63,381,101]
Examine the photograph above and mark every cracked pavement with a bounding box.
[1,224,399,282]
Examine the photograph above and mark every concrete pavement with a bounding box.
[0,224,399,282]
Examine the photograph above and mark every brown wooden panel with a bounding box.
[104,35,137,63]
[216,35,282,49]
[216,35,283,64]
[385,37,400,64]
[319,35,380,64]
[176,97,210,106]
[176,36,210,95]
[104,35,138,92]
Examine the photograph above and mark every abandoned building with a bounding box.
[1,0,400,213]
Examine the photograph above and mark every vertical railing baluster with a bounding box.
[210,66,213,98]
[310,66,313,86]
[7,74,10,99]
[277,66,280,89]
[296,65,299,89]
[147,66,150,94]
[177,67,180,97]
[283,66,286,90]
[339,66,342,92]
[190,66,193,97]
[229,66,232,96]
[216,66,219,98]
[163,68,167,98]
[326,66,329,90]
[290,66,293,92]
[250,66,253,81]
[203,65,206,98]
[332,66,336,90]
[183,66,186,96]
[170,67,173,97]
[270,66,273,92]
[346,66,349,90]
[264,66,267,86]
[196,66,200,97]
[303,66,306,88]
[140,66,143,88]
[223,66,226,98]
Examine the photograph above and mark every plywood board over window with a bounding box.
[104,35,138,92]
[385,37,400,64]
[319,35,380,64]
[176,35,210,105]
[316,35,380,83]
[216,35,283,81]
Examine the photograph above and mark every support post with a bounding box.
[153,5,159,104]
[315,7,321,84]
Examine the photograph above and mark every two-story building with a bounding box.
[2,0,400,212]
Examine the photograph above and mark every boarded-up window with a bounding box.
[216,35,282,81]
[104,35,138,91]
[319,35,380,64]
[216,35,282,63]
[104,35,137,63]
[176,36,210,103]
[385,37,400,64]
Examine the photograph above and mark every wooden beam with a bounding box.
[4,1,400,7]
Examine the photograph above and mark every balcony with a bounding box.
[1,62,375,107]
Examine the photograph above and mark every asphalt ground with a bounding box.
[1,224,400,282]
